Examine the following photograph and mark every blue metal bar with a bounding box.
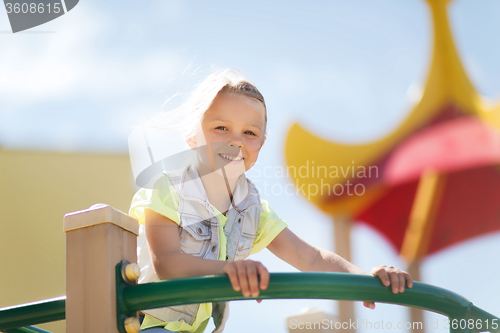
[4,325,53,332]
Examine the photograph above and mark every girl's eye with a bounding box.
[245,131,256,136]
[215,126,227,131]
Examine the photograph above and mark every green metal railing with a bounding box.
[0,297,65,332]
[115,263,500,333]
[1,263,499,333]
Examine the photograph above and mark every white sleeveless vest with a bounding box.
[137,165,264,332]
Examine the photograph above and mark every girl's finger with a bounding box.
[225,264,240,292]
[404,271,413,288]
[375,269,390,287]
[246,264,260,298]
[256,263,269,290]
[389,271,400,294]
[363,301,375,309]
[398,273,405,293]
[237,264,251,297]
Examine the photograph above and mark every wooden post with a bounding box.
[401,169,446,333]
[407,261,423,332]
[333,215,355,332]
[64,204,139,333]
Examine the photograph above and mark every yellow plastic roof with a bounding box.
[284,0,500,217]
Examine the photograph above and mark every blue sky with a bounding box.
[2,0,500,332]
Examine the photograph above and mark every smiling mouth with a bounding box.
[219,153,243,162]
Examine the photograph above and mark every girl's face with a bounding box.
[192,92,266,178]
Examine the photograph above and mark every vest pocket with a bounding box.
[180,221,211,256]
[144,303,200,325]
[234,232,256,261]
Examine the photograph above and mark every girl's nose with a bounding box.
[229,135,243,148]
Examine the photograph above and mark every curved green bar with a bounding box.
[1,273,499,332]
[119,273,500,332]
[0,296,65,330]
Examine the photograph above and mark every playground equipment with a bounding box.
[0,205,498,333]
[284,0,500,327]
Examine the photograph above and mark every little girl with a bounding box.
[129,69,413,333]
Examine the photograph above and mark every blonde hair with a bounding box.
[153,68,267,140]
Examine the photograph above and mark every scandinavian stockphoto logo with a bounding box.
[4,0,79,33]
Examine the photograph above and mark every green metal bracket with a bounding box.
[116,261,138,333]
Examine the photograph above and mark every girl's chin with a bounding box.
[195,154,249,178]
[219,164,246,178]
[196,161,246,178]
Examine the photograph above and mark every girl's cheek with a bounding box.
[210,133,226,141]
[246,139,263,152]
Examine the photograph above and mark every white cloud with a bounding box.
[0,4,188,107]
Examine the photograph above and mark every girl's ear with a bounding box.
[186,136,197,149]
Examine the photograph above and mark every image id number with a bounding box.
[445,318,498,330]
[5,2,61,14]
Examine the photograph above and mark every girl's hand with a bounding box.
[223,260,269,300]
[363,265,413,310]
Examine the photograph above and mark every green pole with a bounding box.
[1,271,498,333]
[116,270,500,333]
[119,273,469,316]
[0,297,65,330]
